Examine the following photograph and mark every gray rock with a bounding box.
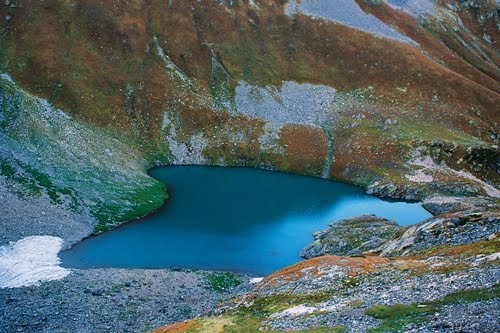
[377,210,500,257]
[366,182,423,201]
[0,268,250,333]
[423,196,498,215]
[300,215,401,259]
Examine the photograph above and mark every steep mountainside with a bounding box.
[0,0,498,232]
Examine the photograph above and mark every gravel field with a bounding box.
[0,268,249,333]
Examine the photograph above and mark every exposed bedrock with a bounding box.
[376,209,500,257]
[303,197,500,259]
[300,215,401,259]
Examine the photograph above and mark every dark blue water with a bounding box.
[61,166,431,275]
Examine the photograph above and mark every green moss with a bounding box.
[20,162,80,209]
[186,314,345,333]
[237,292,334,317]
[118,302,138,321]
[366,284,500,332]
[350,300,365,308]
[0,160,39,195]
[93,180,167,232]
[441,285,500,305]
[380,120,481,146]
[105,283,127,295]
[0,158,16,178]
[366,303,437,332]
[209,55,237,111]
[205,272,241,293]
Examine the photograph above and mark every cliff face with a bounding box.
[0,0,498,230]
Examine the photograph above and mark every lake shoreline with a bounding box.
[1,166,497,332]
[60,166,431,273]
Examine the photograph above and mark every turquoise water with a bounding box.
[61,166,431,275]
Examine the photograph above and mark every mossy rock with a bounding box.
[301,215,401,259]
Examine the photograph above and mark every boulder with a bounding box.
[300,215,401,259]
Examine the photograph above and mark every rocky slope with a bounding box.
[154,204,499,333]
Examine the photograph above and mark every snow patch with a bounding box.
[270,304,318,318]
[0,236,70,288]
[250,277,263,284]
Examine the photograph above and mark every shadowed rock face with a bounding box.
[0,0,498,230]
[300,214,401,258]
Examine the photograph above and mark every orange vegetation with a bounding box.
[152,320,195,333]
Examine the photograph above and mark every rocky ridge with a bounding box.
[300,215,401,259]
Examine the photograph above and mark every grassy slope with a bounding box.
[0,0,498,230]
[154,285,499,333]
[153,239,500,332]
[365,284,500,333]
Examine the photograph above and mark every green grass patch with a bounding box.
[92,180,167,232]
[205,272,241,293]
[366,284,500,332]
[105,283,127,295]
[441,285,500,305]
[366,303,438,332]
[20,162,80,209]
[0,158,40,195]
[187,314,346,333]
[235,291,335,318]
[118,302,138,321]
[0,157,79,209]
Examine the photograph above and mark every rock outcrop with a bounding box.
[300,215,401,259]
[422,196,499,215]
[153,238,500,333]
[376,210,500,257]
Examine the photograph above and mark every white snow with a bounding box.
[270,304,318,318]
[250,277,263,284]
[0,236,70,288]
